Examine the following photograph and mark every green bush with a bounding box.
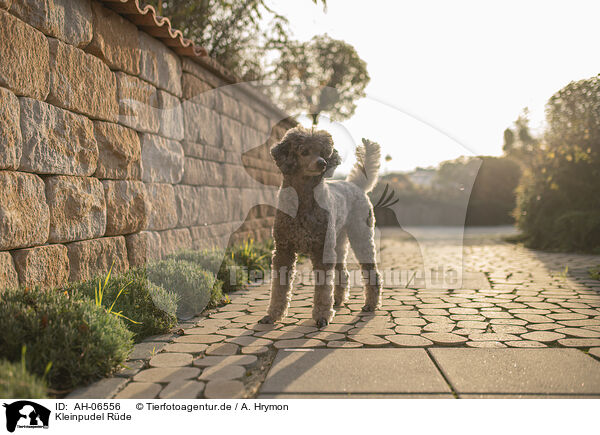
[146,260,221,318]
[228,239,271,278]
[590,266,600,281]
[513,75,600,253]
[0,358,48,399]
[68,268,179,342]
[167,248,245,292]
[0,287,132,390]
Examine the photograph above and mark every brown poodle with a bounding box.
[260,126,383,327]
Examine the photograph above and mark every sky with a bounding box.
[268,0,600,173]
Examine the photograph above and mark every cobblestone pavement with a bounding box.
[69,227,600,399]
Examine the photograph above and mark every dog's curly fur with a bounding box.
[260,126,383,328]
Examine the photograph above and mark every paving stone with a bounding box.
[280,326,318,334]
[247,323,282,332]
[133,367,201,383]
[241,346,270,355]
[385,335,433,347]
[255,330,304,340]
[260,349,451,394]
[218,328,254,337]
[349,335,390,346]
[330,315,361,324]
[68,377,128,399]
[527,323,560,331]
[555,328,600,338]
[466,341,507,348]
[149,352,193,368]
[193,355,258,368]
[491,325,528,334]
[115,360,145,378]
[306,332,346,341]
[183,327,219,335]
[520,331,565,342]
[506,340,547,348]
[422,323,455,333]
[347,327,396,336]
[273,339,326,349]
[129,341,168,360]
[456,321,487,329]
[394,326,421,334]
[159,380,205,399]
[199,364,246,381]
[430,348,600,394]
[489,318,528,325]
[205,343,240,356]
[421,332,468,345]
[327,341,364,348]
[226,336,273,347]
[589,348,600,359]
[548,313,588,320]
[557,338,600,348]
[231,315,265,323]
[468,333,520,342]
[394,318,427,326]
[559,319,600,327]
[204,380,245,399]
[163,343,208,354]
[175,334,225,344]
[115,382,161,399]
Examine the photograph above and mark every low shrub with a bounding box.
[0,287,133,390]
[68,268,179,342]
[167,248,245,292]
[228,238,271,279]
[590,266,600,281]
[146,260,221,318]
[0,356,48,399]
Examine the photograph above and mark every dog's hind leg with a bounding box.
[334,232,350,307]
[260,248,297,323]
[347,207,382,312]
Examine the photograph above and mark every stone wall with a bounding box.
[0,0,292,290]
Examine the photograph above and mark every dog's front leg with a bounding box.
[311,257,336,328]
[260,249,297,324]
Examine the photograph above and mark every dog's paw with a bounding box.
[316,318,329,328]
[259,315,274,324]
[333,299,345,308]
[361,304,377,312]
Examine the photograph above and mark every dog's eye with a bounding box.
[300,149,310,156]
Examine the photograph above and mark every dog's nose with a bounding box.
[316,158,327,169]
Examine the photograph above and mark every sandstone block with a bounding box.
[67,236,128,282]
[10,0,93,47]
[182,73,219,108]
[0,171,49,250]
[116,72,159,133]
[221,116,244,152]
[139,31,182,97]
[179,186,227,226]
[140,134,184,183]
[87,1,140,75]
[125,231,161,266]
[45,176,106,243]
[12,244,69,289]
[102,180,148,236]
[159,228,192,258]
[182,101,221,147]
[158,90,184,140]
[145,183,177,231]
[48,38,118,122]
[0,10,49,100]
[219,92,240,119]
[19,98,97,175]
[0,87,22,170]
[0,252,18,291]
[182,157,222,186]
[93,121,141,180]
[182,58,224,88]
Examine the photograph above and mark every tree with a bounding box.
[266,34,370,125]
[144,0,326,81]
[502,108,540,166]
[514,75,600,252]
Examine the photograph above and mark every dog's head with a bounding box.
[271,126,341,178]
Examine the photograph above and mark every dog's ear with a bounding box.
[323,148,341,178]
[271,136,298,175]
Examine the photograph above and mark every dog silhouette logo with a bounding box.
[2,401,50,432]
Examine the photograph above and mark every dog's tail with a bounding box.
[346,138,381,192]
